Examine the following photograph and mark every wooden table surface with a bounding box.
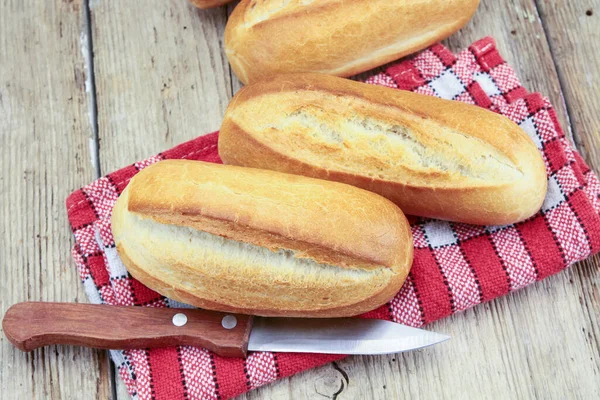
[1,1,599,399]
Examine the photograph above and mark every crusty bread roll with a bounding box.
[188,0,232,9]
[218,73,548,226]
[225,0,480,84]
[111,160,413,318]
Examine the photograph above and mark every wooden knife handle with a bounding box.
[2,302,254,358]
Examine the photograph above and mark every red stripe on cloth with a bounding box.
[386,62,427,91]
[360,304,392,320]
[276,353,345,379]
[130,278,163,306]
[66,189,98,229]
[108,164,139,193]
[468,37,497,60]
[147,348,187,400]
[544,139,569,174]
[88,254,110,287]
[525,93,546,115]
[461,235,510,302]
[504,87,528,104]
[467,82,494,109]
[410,248,453,323]
[430,43,456,66]
[517,215,565,280]
[472,45,504,72]
[570,191,600,250]
[212,355,248,399]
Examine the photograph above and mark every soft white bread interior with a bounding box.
[218,73,548,225]
[111,160,413,317]
[225,0,480,84]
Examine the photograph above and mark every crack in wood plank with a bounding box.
[83,0,101,179]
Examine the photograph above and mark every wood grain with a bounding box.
[2,0,599,398]
[535,0,600,372]
[239,1,600,399]
[0,0,110,398]
[90,0,233,170]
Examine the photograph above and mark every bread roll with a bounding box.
[225,0,480,84]
[111,160,413,318]
[218,73,548,225]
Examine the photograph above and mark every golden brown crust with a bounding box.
[112,160,413,317]
[127,159,408,267]
[225,0,480,84]
[218,73,548,225]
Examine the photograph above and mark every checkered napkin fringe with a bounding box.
[66,37,600,400]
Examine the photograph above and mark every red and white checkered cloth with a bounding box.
[66,37,600,400]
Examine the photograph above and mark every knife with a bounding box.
[2,302,449,357]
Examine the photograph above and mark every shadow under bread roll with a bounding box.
[218,73,548,226]
[111,160,413,318]
[225,0,480,84]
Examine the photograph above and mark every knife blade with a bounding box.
[3,302,449,357]
[248,317,449,355]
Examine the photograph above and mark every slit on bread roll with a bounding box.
[218,73,548,226]
[111,160,413,318]
[225,0,480,84]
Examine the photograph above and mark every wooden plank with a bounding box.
[536,1,600,165]
[238,1,600,399]
[0,0,110,398]
[90,0,233,170]
[535,0,600,371]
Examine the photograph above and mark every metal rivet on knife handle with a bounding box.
[172,313,188,327]
[222,315,237,329]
